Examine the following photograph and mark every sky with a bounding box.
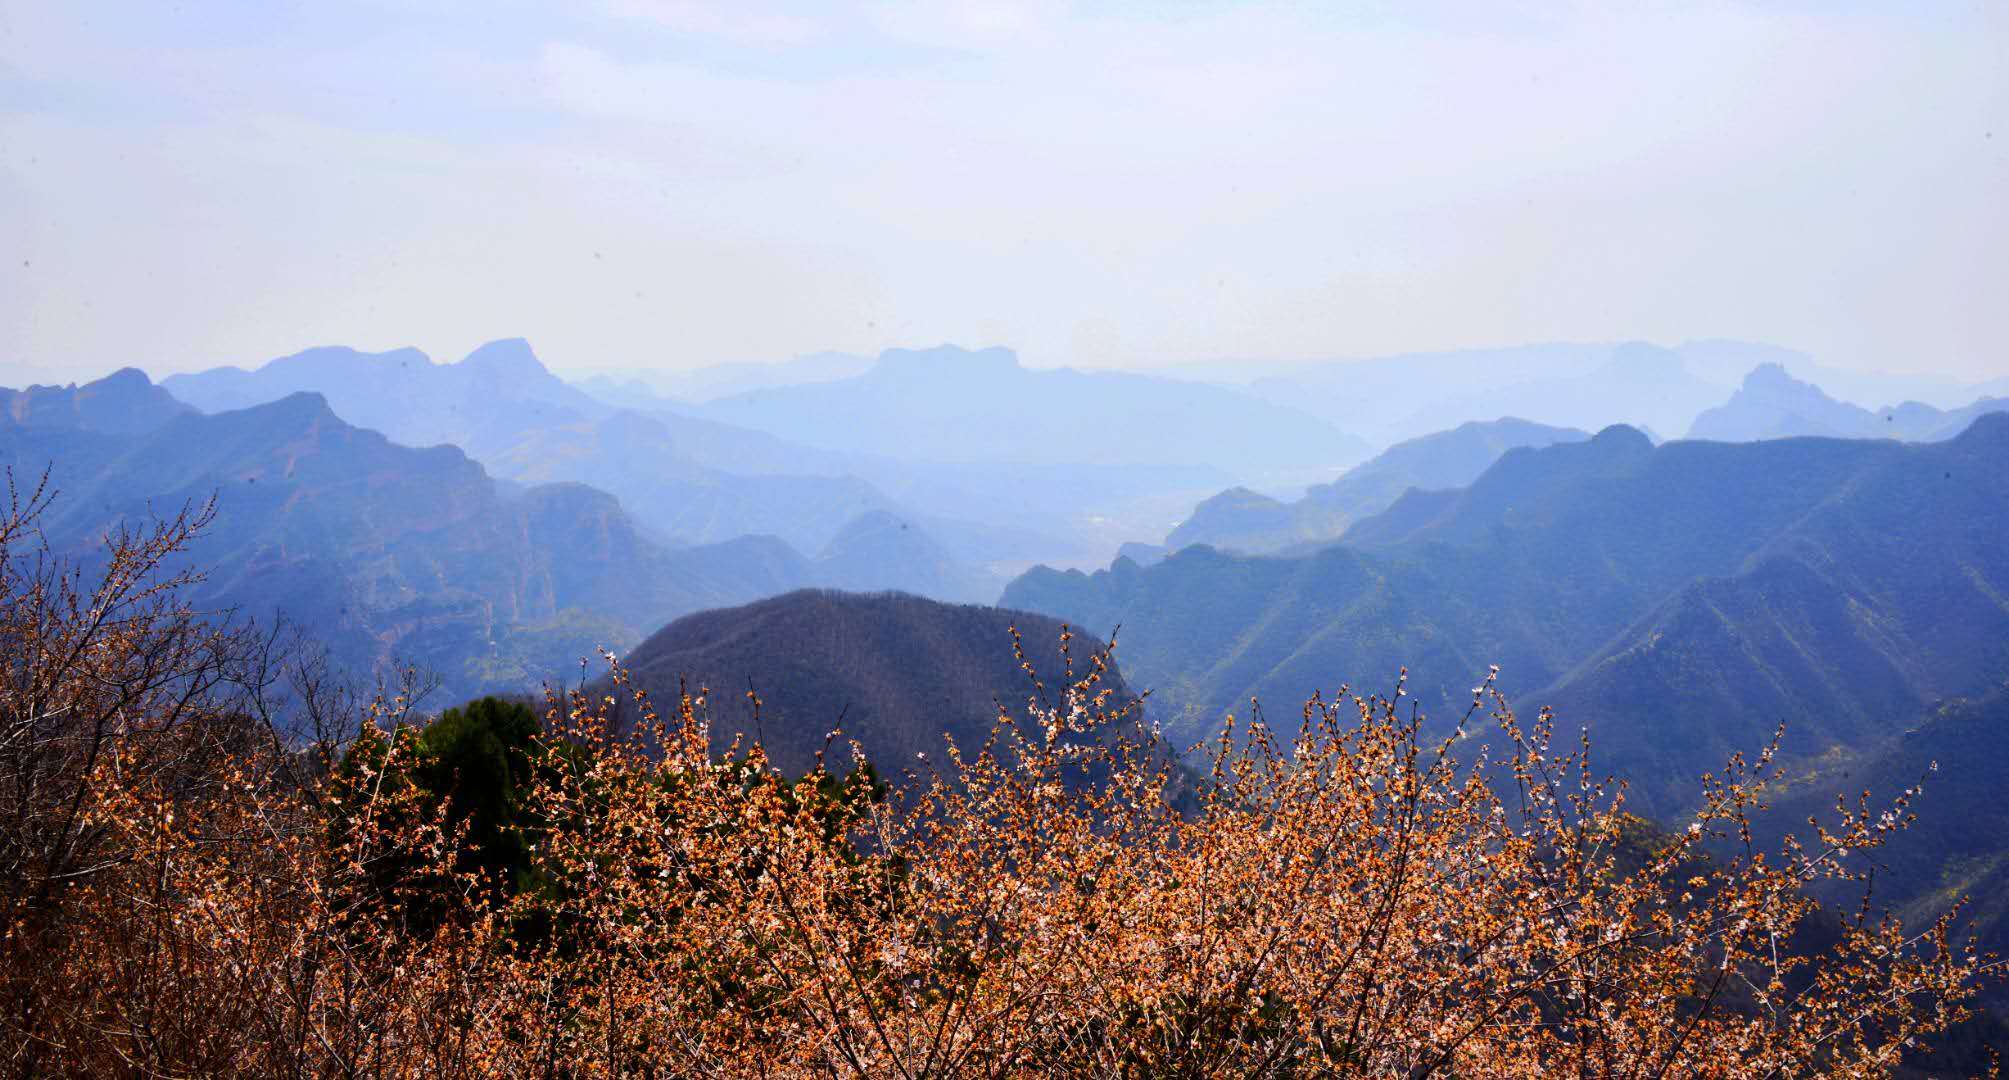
[2,1,2005,385]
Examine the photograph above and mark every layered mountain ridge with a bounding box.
[1006,414,2009,823]
[3,372,907,701]
[1688,362,2008,442]
[1166,417,1590,554]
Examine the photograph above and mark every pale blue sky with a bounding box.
[3,1,2005,383]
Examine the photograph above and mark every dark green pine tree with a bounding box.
[410,696,544,897]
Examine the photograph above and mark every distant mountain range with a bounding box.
[1158,357,2007,558]
[1184,340,2007,447]
[164,340,1097,595]
[813,509,996,601]
[1166,418,1589,554]
[1687,362,2008,442]
[1005,414,2009,822]
[1225,342,1748,445]
[167,337,2009,591]
[572,370,1227,570]
[1,369,1038,701]
[473,406,899,558]
[161,339,595,460]
[1,372,840,701]
[694,345,1373,482]
[161,340,903,558]
[164,339,1281,573]
[3,367,195,433]
[615,589,1143,779]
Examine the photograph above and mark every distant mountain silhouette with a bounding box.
[498,344,1250,567]
[1784,362,2009,413]
[482,406,896,555]
[2,371,820,703]
[1687,363,1883,440]
[1924,396,2009,439]
[1687,362,2008,442]
[1167,418,1588,554]
[165,338,1239,586]
[577,369,1200,567]
[160,340,995,587]
[1161,340,2006,444]
[163,340,594,459]
[1167,488,1293,553]
[1005,416,2009,820]
[566,377,869,478]
[813,510,997,603]
[1237,341,1744,446]
[1115,541,1168,566]
[698,345,1372,481]
[2,367,192,434]
[1385,343,1713,445]
[616,590,1143,779]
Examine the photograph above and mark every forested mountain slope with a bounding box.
[1005,416,2009,821]
[617,590,1141,778]
[1752,690,2009,990]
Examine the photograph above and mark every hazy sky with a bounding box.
[3,1,2005,384]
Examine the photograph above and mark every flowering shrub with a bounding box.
[0,482,1994,1076]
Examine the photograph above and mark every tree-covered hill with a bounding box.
[617,589,1140,779]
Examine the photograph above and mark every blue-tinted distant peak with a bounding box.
[1588,424,1653,453]
[99,366,152,385]
[1742,361,1809,392]
[263,389,340,424]
[459,337,549,378]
